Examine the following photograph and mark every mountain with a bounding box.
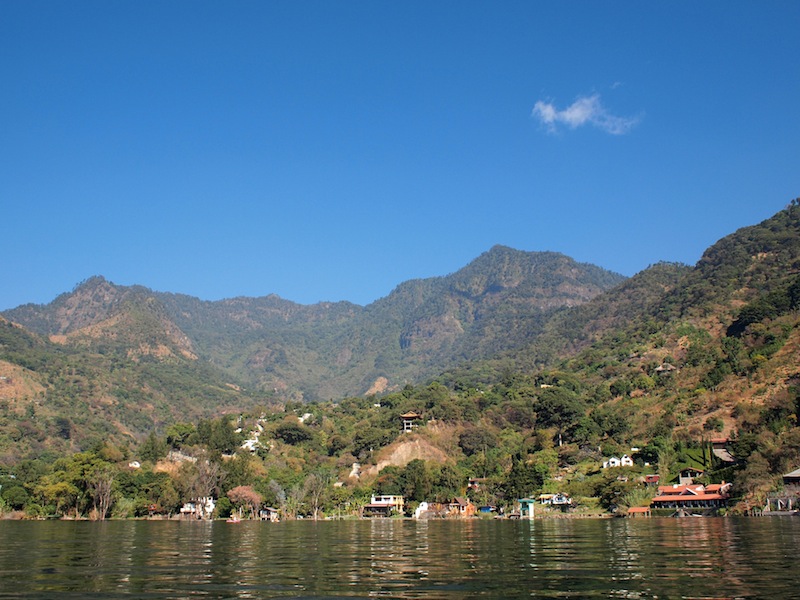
[4,247,625,402]
[0,279,264,462]
[525,203,800,449]
[2,201,800,515]
[3,202,800,515]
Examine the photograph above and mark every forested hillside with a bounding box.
[1,202,799,519]
[0,312,257,463]
[5,246,624,402]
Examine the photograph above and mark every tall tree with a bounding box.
[227,485,262,519]
[188,459,224,519]
[89,466,115,520]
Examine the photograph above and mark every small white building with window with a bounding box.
[603,454,634,469]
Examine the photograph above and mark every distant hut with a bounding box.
[654,363,676,376]
[518,497,536,520]
[783,468,800,491]
[627,506,651,518]
[400,411,422,433]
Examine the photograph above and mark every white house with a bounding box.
[538,493,572,506]
[603,455,634,469]
[180,496,216,519]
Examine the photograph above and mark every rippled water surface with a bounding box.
[0,517,798,599]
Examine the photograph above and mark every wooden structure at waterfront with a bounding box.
[518,497,536,520]
[363,494,405,518]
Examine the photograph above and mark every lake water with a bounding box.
[0,517,798,599]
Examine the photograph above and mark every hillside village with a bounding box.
[1,203,799,520]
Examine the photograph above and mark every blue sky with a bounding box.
[2,2,798,310]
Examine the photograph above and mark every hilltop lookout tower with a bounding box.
[400,411,422,433]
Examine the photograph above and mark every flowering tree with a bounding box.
[227,485,262,519]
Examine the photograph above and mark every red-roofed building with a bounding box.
[644,474,660,486]
[651,482,731,509]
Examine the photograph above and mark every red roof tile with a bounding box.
[652,493,724,503]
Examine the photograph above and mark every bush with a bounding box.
[215,496,233,518]
[273,421,314,446]
[458,427,497,457]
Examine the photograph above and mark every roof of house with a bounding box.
[450,497,471,506]
[704,483,731,493]
[627,507,651,513]
[651,483,729,503]
[657,484,704,495]
[652,493,725,503]
[783,468,800,479]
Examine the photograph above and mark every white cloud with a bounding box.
[532,94,640,135]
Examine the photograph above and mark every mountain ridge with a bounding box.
[3,246,626,401]
[1,201,799,514]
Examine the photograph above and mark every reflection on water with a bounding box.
[0,517,798,599]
